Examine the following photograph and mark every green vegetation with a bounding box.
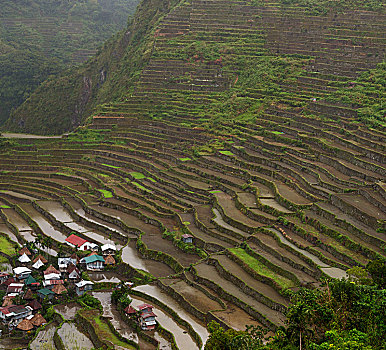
[281,0,385,14]
[0,235,17,255]
[130,171,146,179]
[205,269,386,349]
[97,189,113,198]
[229,248,295,289]
[131,181,149,191]
[219,151,234,156]
[102,163,121,169]
[80,308,135,349]
[0,0,139,126]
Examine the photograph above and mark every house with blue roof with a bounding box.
[80,255,105,271]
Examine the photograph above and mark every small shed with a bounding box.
[24,275,40,291]
[67,264,81,280]
[75,280,94,296]
[32,255,48,264]
[18,253,31,264]
[138,304,154,314]
[32,259,45,270]
[104,254,116,265]
[6,283,23,295]
[140,312,157,331]
[18,247,31,256]
[52,284,67,296]
[124,305,137,316]
[37,288,55,300]
[101,243,117,256]
[27,299,42,313]
[30,313,47,327]
[24,289,34,301]
[181,234,193,244]
[44,265,60,276]
[16,318,34,332]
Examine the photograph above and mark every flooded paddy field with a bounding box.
[134,284,209,345]
[0,337,29,349]
[54,302,82,320]
[57,322,94,349]
[130,294,199,350]
[29,322,58,350]
[121,240,174,277]
[89,271,122,283]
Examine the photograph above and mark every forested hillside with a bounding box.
[0,0,139,125]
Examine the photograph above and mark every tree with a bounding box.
[366,259,386,288]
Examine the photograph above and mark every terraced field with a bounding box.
[0,0,385,348]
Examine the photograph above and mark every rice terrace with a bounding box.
[0,0,385,349]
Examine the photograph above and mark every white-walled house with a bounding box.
[13,267,32,280]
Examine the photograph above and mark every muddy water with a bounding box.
[134,284,209,347]
[154,331,173,350]
[57,322,94,349]
[0,190,38,201]
[75,207,127,237]
[54,303,82,320]
[0,337,29,349]
[212,303,262,331]
[19,230,36,242]
[266,228,347,279]
[121,240,174,278]
[19,204,67,243]
[38,200,74,222]
[0,223,21,245]
[2,133,62,139]
[212,208,249,237]
[259,198,293,213]
[2,208,31,231]
[29,321,57,350]
[0,263,13,273]
[89,271,121,283]
[92,292,139,342]
[130,295,200,350]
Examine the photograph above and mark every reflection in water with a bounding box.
[29,322,57,350]
[92,292,138,342]
[57,322,94,350]
[89,271,121,283]
[121,241,174,278]
[134,285,209,346]
[54,303,81,320]
[130,295,199,350]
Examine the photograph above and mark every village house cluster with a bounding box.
[124,303,157,331]
[0,235,117,333]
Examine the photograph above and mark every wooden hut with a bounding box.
[104,254,116,266]
[16,318,34,332]
[30,313,47,327]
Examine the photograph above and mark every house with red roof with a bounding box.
[137,304,157,330]
[6,283,24,296]
[65,234,88,249]
[124,305,137,316]
[0,305,33,325]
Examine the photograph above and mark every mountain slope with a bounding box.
[4,0,385,134]
[0,0,139,126]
